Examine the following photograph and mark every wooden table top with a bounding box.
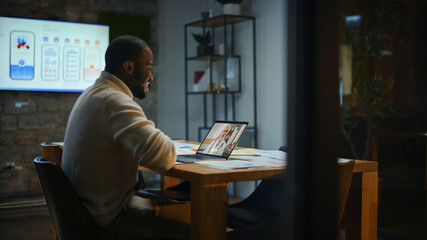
[159,158,377,185]
[56,140,377,183]
[163,163,285,184]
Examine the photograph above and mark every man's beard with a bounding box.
[127,67,148,99]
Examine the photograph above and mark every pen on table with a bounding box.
[230,154,261,156]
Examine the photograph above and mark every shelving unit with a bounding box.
[184,14,257,147]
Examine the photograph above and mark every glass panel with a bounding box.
[338,0,427,239]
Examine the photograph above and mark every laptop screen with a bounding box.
[197,121,248,158]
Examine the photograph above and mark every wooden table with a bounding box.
[160,158,378,240]
[57,140,377,239]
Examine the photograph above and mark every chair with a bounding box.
[34,156,120,240]
[40,142,148,239]
[227,158,355,239]
[227,175,285,229]
[140,181,191,202]
[41,142,148,191]
[41,142,63,166]
[336,159,355,230]
[39,142,186,201]
[40,142,64,240]
[226,146,288,229]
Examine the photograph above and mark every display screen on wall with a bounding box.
[0,16,109,92]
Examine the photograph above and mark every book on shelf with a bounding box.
[193,71,205,85]
[192,68,218,92]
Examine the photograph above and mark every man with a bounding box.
[203,124,231,156]
[62,35,189,239]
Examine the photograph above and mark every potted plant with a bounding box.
[216,0,243,15]
[340,14,394,160]
[192,31,213,57]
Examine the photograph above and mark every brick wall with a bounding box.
[0,0,159,198]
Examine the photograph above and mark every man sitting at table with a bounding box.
[62,35,189,239]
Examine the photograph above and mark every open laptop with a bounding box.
[177,121,249,163]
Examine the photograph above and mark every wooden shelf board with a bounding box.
[188,15,253,28]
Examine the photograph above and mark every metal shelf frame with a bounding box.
[184,15,257,147]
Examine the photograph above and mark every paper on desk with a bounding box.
[195,150,287,169]
[195,160,280,170]
[173,141,199,155]
[229,150,287,167]
[172,141,287,168]
[231,149,286,160]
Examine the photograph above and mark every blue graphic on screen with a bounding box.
[10,31,35,80]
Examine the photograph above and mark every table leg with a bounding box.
[160,176,180,190]
[346,171,378,240]
[51,222,58,240]
[191,182,227,240]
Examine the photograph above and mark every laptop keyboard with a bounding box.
[177,154,223,163]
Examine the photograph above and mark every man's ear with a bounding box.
[123,61,134,75]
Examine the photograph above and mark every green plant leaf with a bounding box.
[191,31,211,45]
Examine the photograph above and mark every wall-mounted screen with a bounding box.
[0,16,109,92]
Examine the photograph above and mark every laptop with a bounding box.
[177,121,249,163]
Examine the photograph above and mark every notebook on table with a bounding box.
[177,121,249,163]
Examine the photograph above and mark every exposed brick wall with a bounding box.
[0,92,76,194]
[0,0,159,198]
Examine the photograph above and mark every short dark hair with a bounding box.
[104,35,148,74]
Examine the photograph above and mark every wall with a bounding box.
[158,0,287,150]
[0,0,159,197]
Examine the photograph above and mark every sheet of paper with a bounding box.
[173,141,199,155]
[195,160,280,170]
[338,158,352,163]
[229,149,287,167]
[173,141,287,168]
[227,157,285,167]
[231,149,286,160]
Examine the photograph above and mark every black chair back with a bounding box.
[227,146,287,229]
[34,156,118,240]
[227,176,285,228]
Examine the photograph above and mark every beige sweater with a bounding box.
[62,71,176,225]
